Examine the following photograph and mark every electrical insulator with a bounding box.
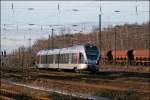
[1,51,3,56]
[4,50,6,57]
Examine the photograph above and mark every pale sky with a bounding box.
[1,1,149,53]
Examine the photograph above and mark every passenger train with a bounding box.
[36,44,100,72]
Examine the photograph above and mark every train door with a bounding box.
[107,50,113,64]
[127,50,134,65]
[78,53,84,64]
[79,53,84,64]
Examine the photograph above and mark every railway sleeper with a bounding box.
[0,89,48,100]
[0,89,26,99]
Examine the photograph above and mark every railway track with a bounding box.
[1,65,150,100]
[2,66,149,86]
[1,79,110,100]
[1,76,149,100]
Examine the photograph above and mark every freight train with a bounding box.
[101,49,150,66]
[36,44,100,72]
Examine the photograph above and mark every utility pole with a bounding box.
[48,34,51,49]
[21,47,24,74]
[97,14,101,66]
[97,14,101,50]
[114,27,117,64]
[99,14,101,51]
[51,28,54,49]
[29,28,32,67]
[27,27,32,80]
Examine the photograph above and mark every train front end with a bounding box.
[85,44,100,72]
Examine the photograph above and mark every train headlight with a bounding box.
[84,61,88,64]
[96,60,99,65]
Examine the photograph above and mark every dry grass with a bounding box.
[100,65,150,73]
[30,78,149,100]
[1,82,51,100]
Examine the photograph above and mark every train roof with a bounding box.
[133,50,150,58]
[37,44,97,55]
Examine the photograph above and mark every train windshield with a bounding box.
[85,45,99,60]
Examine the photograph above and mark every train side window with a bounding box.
[59,54,62,63]
[71,53,77,64]
[47,55,53,64]
[41,55,46,64]
[44,55,47,64]
[53,55,55,64]
[60,54,64,63]
[62,54,64,63]
[59,54,68,64]
[45,55,47,64]
[65,53,69,63]
[40,56,42,63]
[51,55,54,63]
[42,56,44,64]
[55,54,59,63]
[50,55,52,64]
[69,54,72,64]
[47,55,49,63]
[62,54,65,63]
[47,55,49,64]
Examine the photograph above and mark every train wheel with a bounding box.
[73,67,79,73]
[57,68,62,72]
[148,62,150,66]
[144,62,147,66]
[140,62,143,66]
[137,62,140,66]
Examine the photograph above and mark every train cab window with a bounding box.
[85,45,99,60]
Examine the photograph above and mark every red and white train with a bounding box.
[36,44,100,72]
